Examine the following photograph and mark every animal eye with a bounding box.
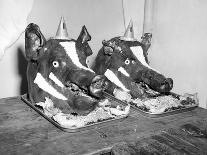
[125,59,130,65]
[52,61,59,68]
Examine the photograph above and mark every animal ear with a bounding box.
[77,25,93,56]
[77,25,91,44]
[25,23,46,60]
[141,33,152,64]
[141,33,152,54]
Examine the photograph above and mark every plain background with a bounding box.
[0,0,206,108]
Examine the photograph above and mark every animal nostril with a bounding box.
[166,78,173,89]
[160,83,166,90]
[159,78,173,92]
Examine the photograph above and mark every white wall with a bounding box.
[149,0,207,108]
[0,35,26,98]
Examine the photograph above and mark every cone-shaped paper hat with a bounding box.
[54,17,69,40]
[120,20,136,41]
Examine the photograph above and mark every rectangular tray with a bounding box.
[21,94,128,132]
[103,92,198,118]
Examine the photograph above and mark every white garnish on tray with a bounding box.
[36,97,130,129]
[113,88,132,102]
[113,88,197,114]
[36,97,60,117]
[108,104,130,116]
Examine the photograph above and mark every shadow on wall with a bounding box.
[17,47,28,95]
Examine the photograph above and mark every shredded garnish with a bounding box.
[36,97,130,129]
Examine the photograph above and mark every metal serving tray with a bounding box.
[21,94,128,132]
[103,92,198,118]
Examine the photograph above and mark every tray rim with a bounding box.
[21,94,128,132]
[103,92,198,118]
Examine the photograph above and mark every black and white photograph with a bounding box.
[0,0,207,154]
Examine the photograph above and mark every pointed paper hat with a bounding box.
[120,20,136,41]
[54,16,70,40]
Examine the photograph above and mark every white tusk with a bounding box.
[118,67,130,77]
[104,69,130,92]
[34,73,67,100]
[49,72,64,88]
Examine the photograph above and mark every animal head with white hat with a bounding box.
[25,17,108,115]
[92,20,173,98]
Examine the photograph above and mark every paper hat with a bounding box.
[54,16,69,40]
[120,20,136,41]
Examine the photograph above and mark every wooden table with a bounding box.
[1,96,207,155]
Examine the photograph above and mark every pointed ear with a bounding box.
[141,33,152,53]
[25,23,46,60]
[77,25,91,44]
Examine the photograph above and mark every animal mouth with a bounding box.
[141,81,173,96]
[64,81,100,115]
[137,82,161,97]
[65,82,93,99]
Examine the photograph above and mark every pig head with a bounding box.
[92,36,173,98]
[25,23,106,115]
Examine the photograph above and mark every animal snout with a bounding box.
[159,78,173,93]
[89,75,109,97]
